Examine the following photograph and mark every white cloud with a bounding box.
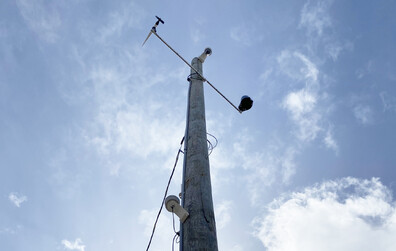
[353,104,373,125]
[62,238,85,251]
[16,0,61,43]
[294,52,319,82]
[8,192,27,208]
[278,51,338,150]
[283,89,322,142]
[87,102,184,159]
[300,0,333,36]
[283,90,317,117]
[277,50,319,83]
[254,177,396,251]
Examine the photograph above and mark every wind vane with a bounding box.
[142,16,164,47]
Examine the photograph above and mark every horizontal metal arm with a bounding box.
[152,31,242,114]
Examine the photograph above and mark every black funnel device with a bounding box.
[238,95,253,112]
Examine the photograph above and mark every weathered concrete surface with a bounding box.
[182,57,218,251]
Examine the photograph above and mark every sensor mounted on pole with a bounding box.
[165,195,189,223]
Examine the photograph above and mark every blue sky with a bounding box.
[1,0,396,250]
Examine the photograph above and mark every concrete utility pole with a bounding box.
[181,57,218,251]
[143,18,252,251]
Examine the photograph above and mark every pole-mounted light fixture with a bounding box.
[239,95,253,112]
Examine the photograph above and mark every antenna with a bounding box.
[142,16,253,113]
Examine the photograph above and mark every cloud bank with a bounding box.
[255,177,396,251]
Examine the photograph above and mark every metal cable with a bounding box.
[145,139,184,251]
[172,232,180,251]
[207,133,218,156]
[171,207,180,251]
[171,207,178,234]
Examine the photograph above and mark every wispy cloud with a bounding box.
[81,61,186,162]
[57,25,188,175]
[209,129,299,205]
[279,51,326,143]
[325,41,354,61]
[225,131,278,205]
[189,18,207,44]
[139,209,174,250]
[62,238,85,251]
[348,95,375,125]
[254,177,396,251]
[0,226,20,235]
[356,60,374,79]
[278,49,338,153]
[294,52,319,82]
[380,92,396,112]
[299,0,333,36]
[279,147,298,184]
[324,127,338,153]
[230,23,263,47]
[8,192,27,207]
[353,104,374,125]
[16,0,61,43]
[190,28,205,44]
[99,2,146,42]
[277,50,319,83]
[215,201,233,230]
[299,0,353,62]
[283,89,322,142]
